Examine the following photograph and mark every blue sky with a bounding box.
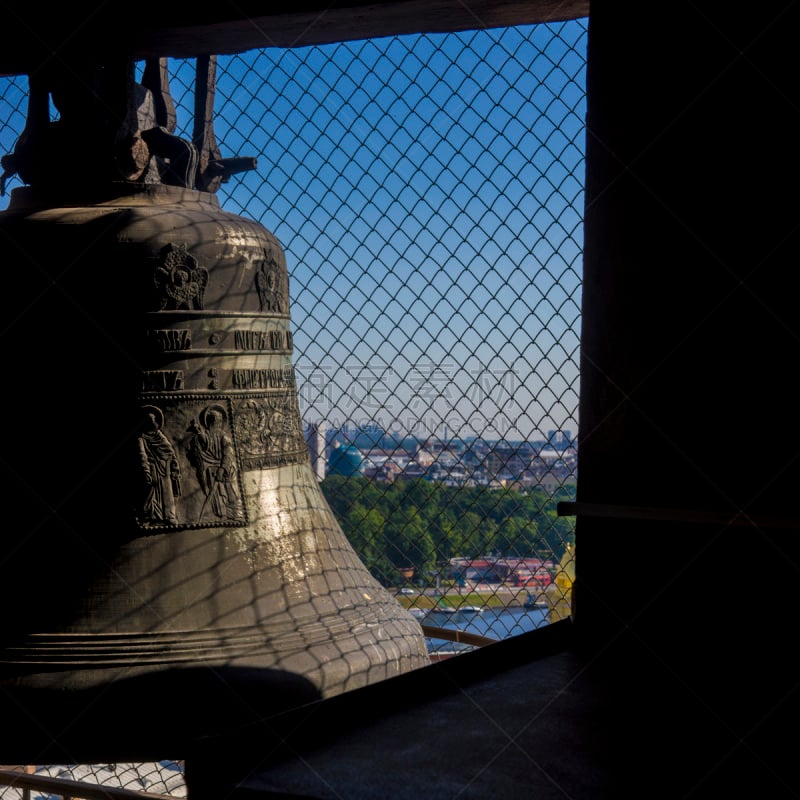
[0,18,588,442]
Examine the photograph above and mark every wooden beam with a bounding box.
[1,0,589,76]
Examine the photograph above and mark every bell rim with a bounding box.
[4,181,220,211]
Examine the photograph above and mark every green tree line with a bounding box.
[320,475,575,586]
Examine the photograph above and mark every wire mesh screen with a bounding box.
[205,22,585,652]
[0,763,186,798]
[0,17,585,790]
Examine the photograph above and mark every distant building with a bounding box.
[364,457,403,484]
[304,420,328,481]
[546,429,574,450]
[414,447,435,467]
[327,442,365,477]
[341,423,386,450]
[447,556,557,588]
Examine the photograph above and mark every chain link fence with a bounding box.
[0,764,185,798]
[0,15,586,793]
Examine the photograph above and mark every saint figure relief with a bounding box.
[138,405,181,525]
[187,404,246,523]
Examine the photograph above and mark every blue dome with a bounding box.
[328,444,365,477]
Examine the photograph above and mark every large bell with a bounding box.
[0,57,429,762]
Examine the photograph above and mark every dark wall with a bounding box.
[577,2,799,794]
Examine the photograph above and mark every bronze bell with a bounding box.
[0,56,428,762]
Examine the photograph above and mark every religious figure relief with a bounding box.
[154,242,208,310]
[186,404,246,523]
[254,247,287,313]
[266,400,299,453]
[232,393,308,469]
[137,405,181,527]
[233,398,271,456]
